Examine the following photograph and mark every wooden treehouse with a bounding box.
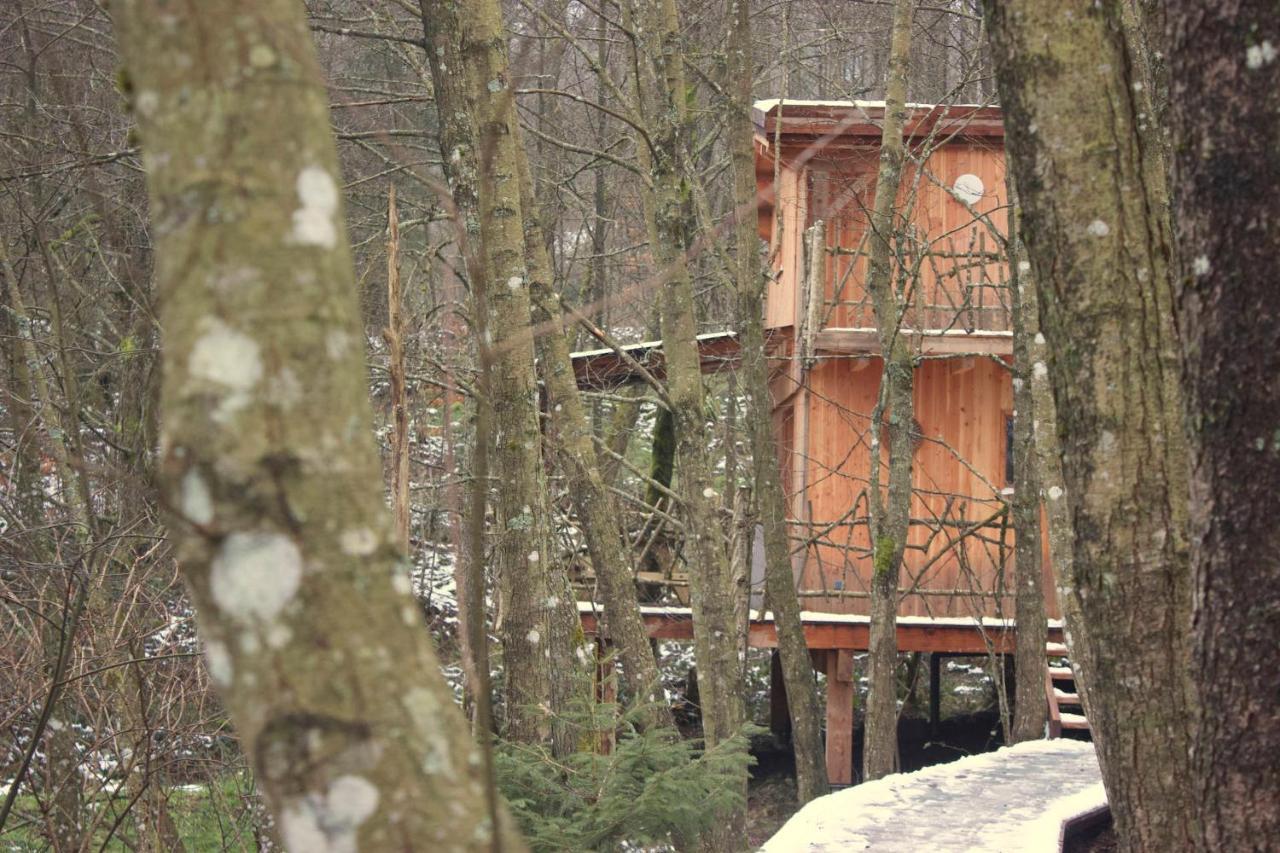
[753,100,1055,621]
[574,100,1072,785]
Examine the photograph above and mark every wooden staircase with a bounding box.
[1045,642,1090,738]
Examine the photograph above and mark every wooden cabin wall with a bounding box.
[804,141,1011,333]
[763,161,806,330]
[784,354,1060,619]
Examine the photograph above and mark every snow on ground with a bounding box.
[761,739,1104,852]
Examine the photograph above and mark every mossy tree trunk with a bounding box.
[1166,3,1280,846]
[863,0,916,783]
[726,0,828,805]
[983,3,1195,849]
[113,1,521,847]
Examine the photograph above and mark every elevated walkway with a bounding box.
[762,739,1107,852]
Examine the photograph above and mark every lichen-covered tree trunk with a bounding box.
[1166,4,1280,846]
[423,0,641,748]
[453,0,564,746]
[1006,182,1046,745]
[515,160,673,732]
[983,3,1195,849]
[726,0,828,804]
[862,0,915,783]
[112,1,521,847]
[1017,231,1095,722]
[417,0,495,729]
[630,0,748,845]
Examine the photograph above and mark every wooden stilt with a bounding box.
[930,653,942,735]
[826,648,855,785]
[769,649,791,740]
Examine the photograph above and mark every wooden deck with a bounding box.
[761,739,1107,852]
[578,603,1063,654]
[578,603,1065,785]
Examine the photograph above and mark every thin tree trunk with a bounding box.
[385,185,412,553]
[1165,4,1280,847]
[1,240,86,852]
[417,0,497,734]
[113,1,521,847]
[863,0,915,783]
[1007,180,1046,744]
[983,3,1195,849]
[726,0,828,804]
[424,0,660,742]
[516,158,674,732]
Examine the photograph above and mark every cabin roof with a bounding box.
[752,98,1004,142]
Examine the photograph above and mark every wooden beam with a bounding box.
[930,653,943,734]
[814,327,1014,356]
[578,608,1065,654]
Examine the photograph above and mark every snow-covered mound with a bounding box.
[762,739,1105,852]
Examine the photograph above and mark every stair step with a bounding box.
[1053,689,1082,705]
[1048,666,1075,680]
[1045,642,1069,657]
[1060,712,1090,730]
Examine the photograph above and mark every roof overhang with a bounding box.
[752,99,1004,145]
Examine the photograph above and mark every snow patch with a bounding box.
[762,739,1104,852]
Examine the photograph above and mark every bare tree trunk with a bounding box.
[515,160,674,733]
[726,0,828,804]
[1007,180,1046,744]
[424,0,646,747]
[863,0,915,783]
[1166,3,1280,847]
[630,0,749,844]
[455,0,562,745]
[113,1,521,847]
[1,241,87,852]
[983,3,1195,849]
[385,185,411,553]
[417,0,497,734]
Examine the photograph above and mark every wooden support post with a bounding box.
[825,648,855,786]
[769,649,791,740]
[930,653,942,735]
